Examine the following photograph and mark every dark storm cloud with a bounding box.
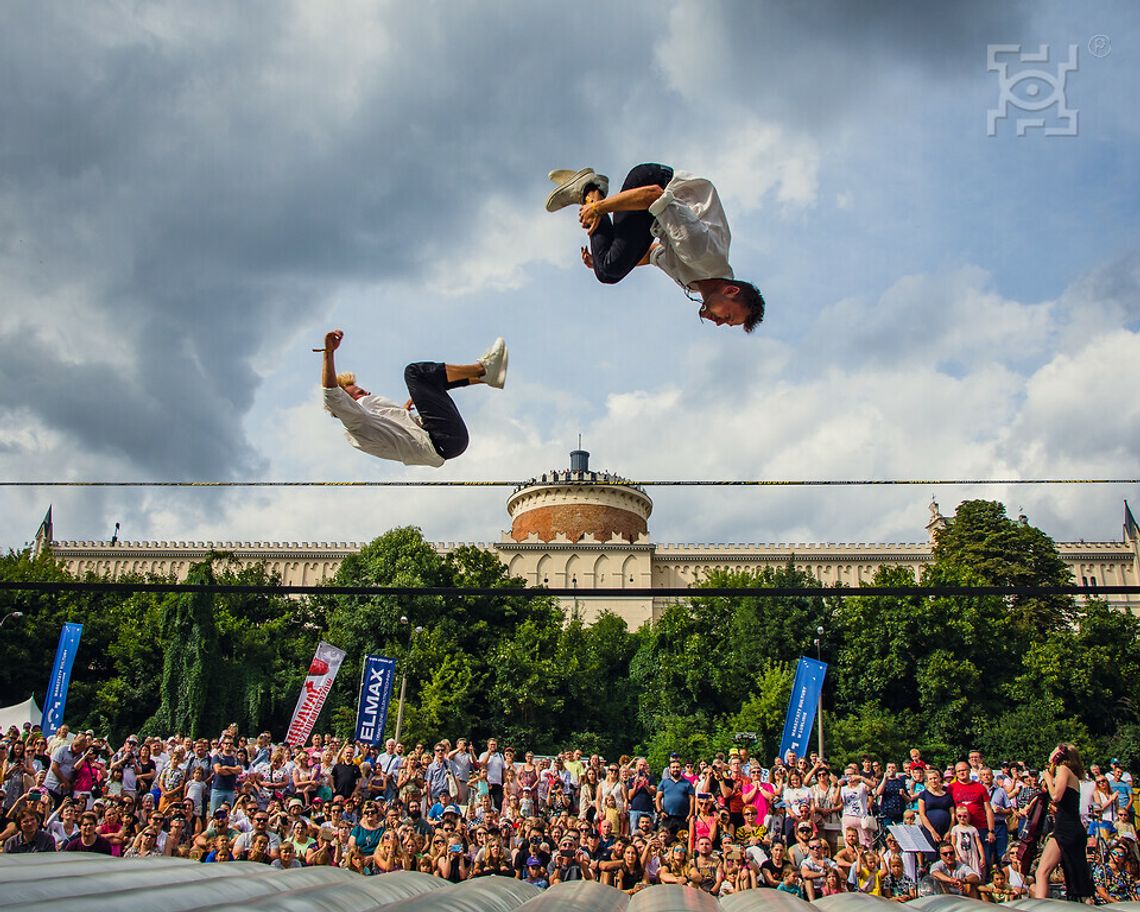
[662,0,1030,124]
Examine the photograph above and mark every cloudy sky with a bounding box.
[2,0,1137,554]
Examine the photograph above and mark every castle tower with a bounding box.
[505,450,653,544]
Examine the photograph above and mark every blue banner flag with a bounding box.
[778,657,828,761]
[354,655,396,744]
[41,622,84,736]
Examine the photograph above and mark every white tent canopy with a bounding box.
[0,695,42,732]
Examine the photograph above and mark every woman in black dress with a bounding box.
[918,768,955,854]
[1032,743,1093,902]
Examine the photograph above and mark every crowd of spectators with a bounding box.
[3,721,1139,902]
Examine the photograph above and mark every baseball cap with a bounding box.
[526,856,542,867]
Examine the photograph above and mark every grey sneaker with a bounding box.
[544,168,609,212]
[478,337,508,389]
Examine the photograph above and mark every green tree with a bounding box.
[146,561,220,738]
[927,500,1074,632]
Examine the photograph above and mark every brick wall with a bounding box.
[510,504,647,543]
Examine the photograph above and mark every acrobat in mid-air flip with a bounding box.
[318,330,507,466]
[546,164,765,332]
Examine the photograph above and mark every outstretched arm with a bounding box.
[580,184,665,226]
[319,330,343,389]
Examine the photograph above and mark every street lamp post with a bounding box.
[814,625,825,759]
[392,616,422,744]
[0,611,23,627]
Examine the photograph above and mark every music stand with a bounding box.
[889,825,935,882]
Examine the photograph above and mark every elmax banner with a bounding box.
[354,655,396,744]
[41,622,84,736]
[778,657,828,760]
[286,641,347,746]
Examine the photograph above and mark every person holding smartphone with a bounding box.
[437,833,469,882]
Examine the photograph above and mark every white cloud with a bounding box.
[426,196,573,297]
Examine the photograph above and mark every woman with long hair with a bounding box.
[2,740,34,813]
[372,829,407,873]
[579,766,600,824]
[1093,840,1140,903]
[292,751,318,805]
[597,762,627,830]
[658,842,691,884]
[615,842,648,894]
[474,837,514,877]
[1032,743,1094,902]
[1089,772,1118,840]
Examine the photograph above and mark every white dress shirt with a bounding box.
[647,170,734,290]
[323,387,444,467]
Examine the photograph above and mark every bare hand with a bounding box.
[581,246,594,269]
[403,399,414,411]
[578,202,601,234]
[324,329,344,352]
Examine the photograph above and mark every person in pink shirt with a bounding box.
[743,766,774,823]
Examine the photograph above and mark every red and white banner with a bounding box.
[285,641,347,746]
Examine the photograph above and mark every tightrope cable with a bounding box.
[1,479,1137,489]
[1,581,1136,599]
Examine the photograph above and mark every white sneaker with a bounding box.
[544,168,609,212]
[478,338,508,389]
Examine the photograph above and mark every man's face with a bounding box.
[954,763,970,782]
[969,752,982,767]
[669,760,682,778]
[699,287,750,327]
[344,382,370,400]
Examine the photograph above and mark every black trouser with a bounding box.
[404,362,469,461]
[589,163,674,285]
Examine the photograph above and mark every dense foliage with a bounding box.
[2,500,1138,769]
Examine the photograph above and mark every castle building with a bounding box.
[42,451,1140,628]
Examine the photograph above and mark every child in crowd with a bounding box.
[978,865,1022,903]
[950,804,984,875]
[603,793,622,834]
[185,766,207,821]
[853,847,883,894]
[777,868,805,898]
[882,856,918,901]
[1114,807,1136,842]
[523,856,550,889]
[823,868,847,895]
[271,841,303,869]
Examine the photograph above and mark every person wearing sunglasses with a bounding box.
[1093,841,1140,903]
[930,842,981,897]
